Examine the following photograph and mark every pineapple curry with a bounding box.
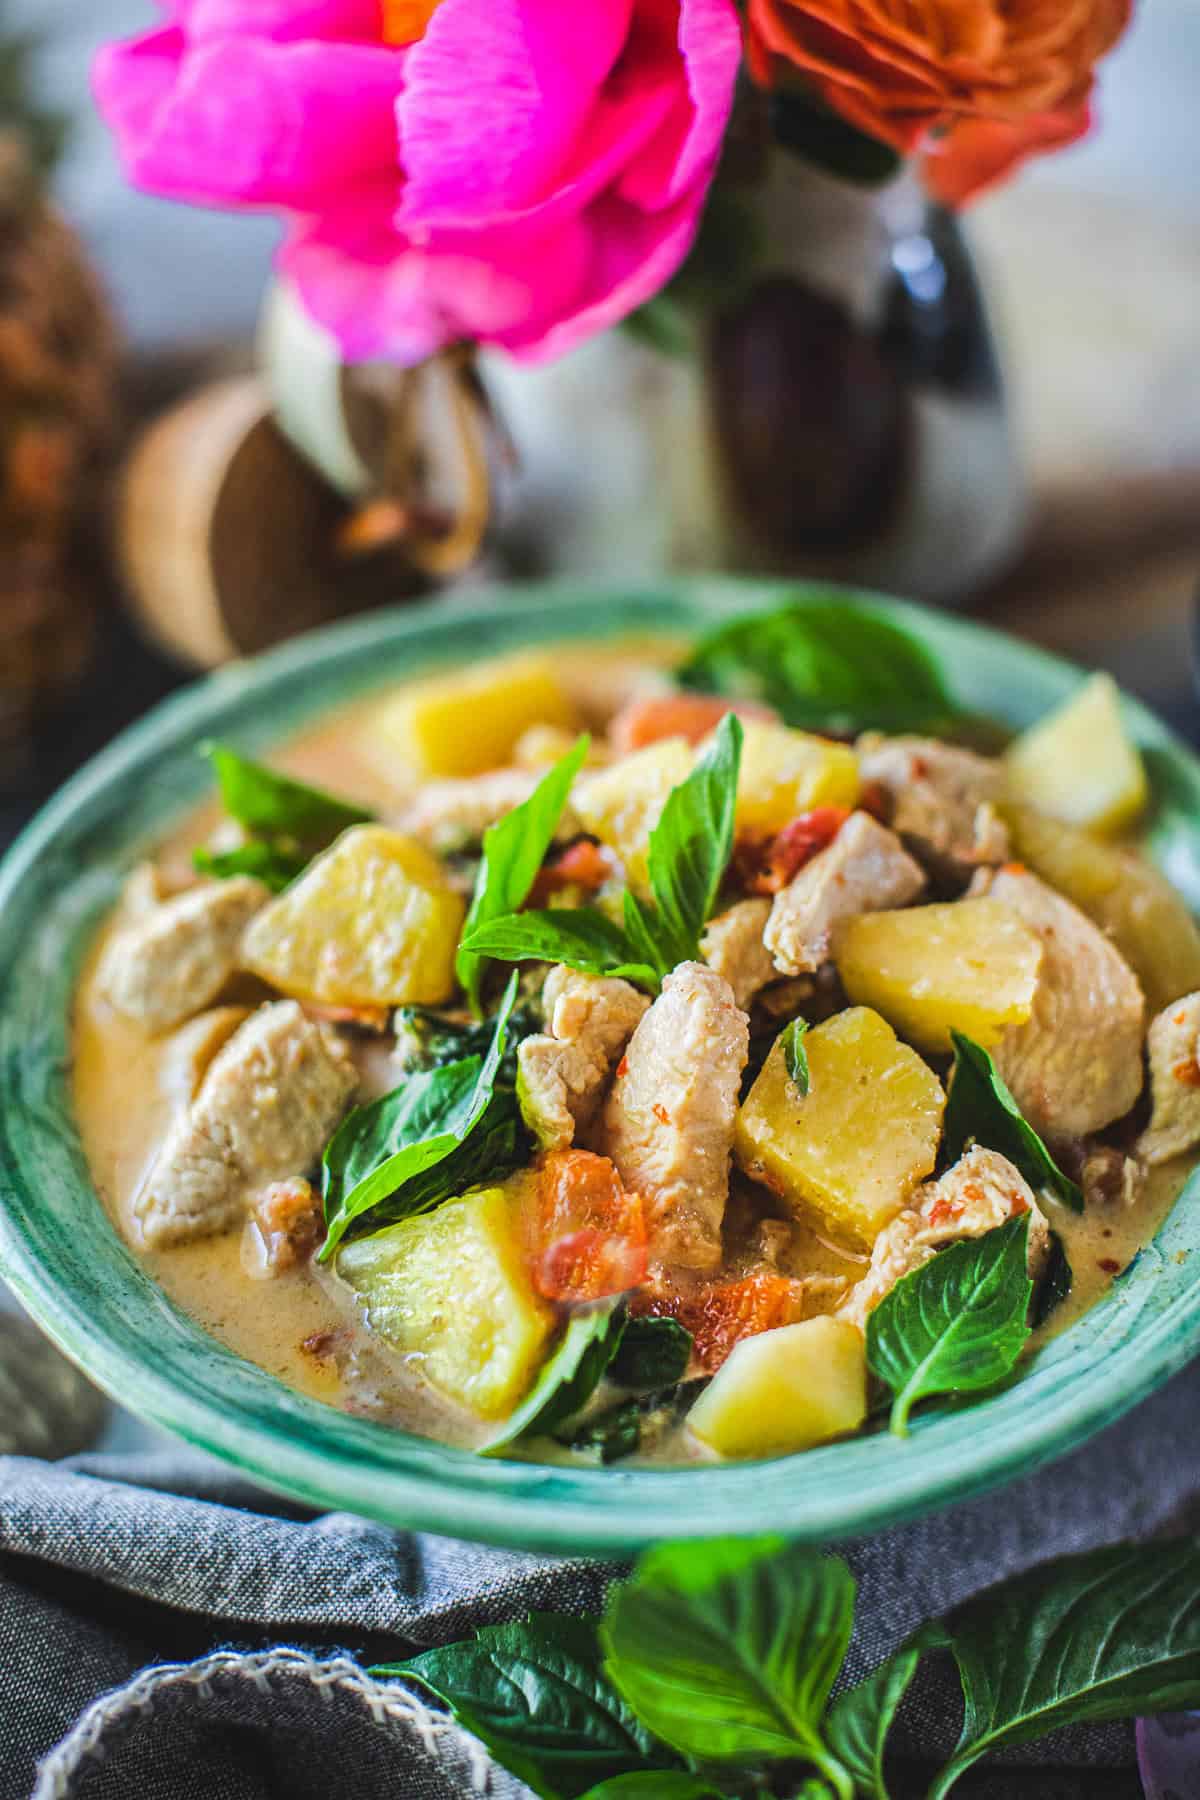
[73,605,1200,1463]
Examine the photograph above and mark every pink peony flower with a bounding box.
[93,0,742,365]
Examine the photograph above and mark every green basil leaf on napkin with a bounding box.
[676,598,961,737]
[383,1615,672,1800]
[942,1032,1083,1212]
[579,1776,729,1800]
[867,1214,1033,1436]
[486,1304,627,1453]
[320,972,519,1259]
[924,1540,1200,1799]
[823,1646,921,1800]
[204,742,374,842]
[602,1537,855,1787]
[458,735,591,1015]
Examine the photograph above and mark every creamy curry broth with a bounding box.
[71,638,1192,1463]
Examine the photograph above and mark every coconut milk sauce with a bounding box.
[70,641,1188,1458]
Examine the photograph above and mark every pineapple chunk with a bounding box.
[734,721,860,835]
[1007,804,1200,1012]
[374,653,577,778]
[688,1317,867,1459]
[241,825,464,1008]
[1004,674,1148,836]
[735,1008,945,1247]
[337,1186,554,1420]
[835,899,1042,1055]
[573,738,693,889]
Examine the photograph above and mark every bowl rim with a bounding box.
[2,576,1199,1554]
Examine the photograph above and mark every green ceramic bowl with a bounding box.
[2,580,1199,1554]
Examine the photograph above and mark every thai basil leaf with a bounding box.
[562,1381,709,1466]
[461,910,661,995]
[783,1017,811,1096]
[382,1614,673,1800]
[458,736,591,1015]
[676,598,960,737]
[204,742,373,842]
[867,1215,1033,1436]
[580,1778,728,1800]
[942,1033,1083,1212]
[645,713,742,971]
[368,1086,528,1230]
[462,716,742,989]
[1030,1229,1073,1330]
[486,1304,627,1453]
[392,1001,539,1085]
[608,1318,693,1391]
[924,1540,1200,1799]
[192,839,308,894]
[320,973,518,1259]
[823,1646,921,1800]
[602,1537,855,1789]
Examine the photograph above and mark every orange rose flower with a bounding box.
[748,0,1132,203]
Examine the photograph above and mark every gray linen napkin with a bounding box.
[6,1361,1200,1800]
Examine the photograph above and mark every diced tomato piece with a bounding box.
[610,692,776,754]
[531,1149,648,1301]
[631,1270,806,1371]
[528,839,614,908]
[733,807,850,896]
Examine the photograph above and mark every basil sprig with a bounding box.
[458,735,592,1016]
[867,1215,1033,1437]
[462,715,743,993]
[320,972,521,1260]
[942,1032,1083,1212]
[374,1532,1200,1800]
[195,743,374,892]
[676,598,962,738]
[488,1309,695,1457]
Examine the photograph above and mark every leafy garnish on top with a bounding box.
[867,1214,1033,1437]
[195,743,374,892]
[458,735,592,1017]
[461,715,743,992]
[675,597,962,737]
[942,1032,1083,1212]
[320,971,521,1260]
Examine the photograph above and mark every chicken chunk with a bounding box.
[765,811,925,976]
[1138,993,1200,1165]
[839,1147,1050,1329]
[517,967,650,1152]
[597,962,749,1273]
[242,1177,324,1279]
[972,865,1145,1140]
[858,736,1009,871]
[135,1001,357,1247]
[701,899,776,1008]
[398,768,579,854]
[99,876,270,1033]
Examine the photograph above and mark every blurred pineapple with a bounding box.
[0,25,117,744]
